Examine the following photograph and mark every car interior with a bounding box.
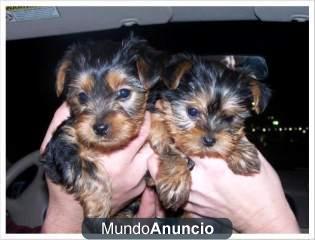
[6,6,309,233]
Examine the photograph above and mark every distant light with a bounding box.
[289,127,292,131]
[262,128,266,132]
[284,128,287,131]
[302,130,306,134]
[298,127,302,131]
[272,120,279,126]
[252,128,256,132]
[279,128,282,132]
[306,127,309,130]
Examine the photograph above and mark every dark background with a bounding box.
[6,21,309,171]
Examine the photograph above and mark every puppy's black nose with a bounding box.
[93,123,109,136]
[202,136,216,147]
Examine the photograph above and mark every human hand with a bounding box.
[148,142,299,233]
[40,103,154,232]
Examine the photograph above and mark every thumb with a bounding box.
[136,188,157,218]
[147,154,159,181]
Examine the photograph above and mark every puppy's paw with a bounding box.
[156,163,191,211]
[41,121,79,185]
[228,141,260,175]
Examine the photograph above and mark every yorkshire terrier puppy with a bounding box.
[41,37,164,220]
[149,54,271,211]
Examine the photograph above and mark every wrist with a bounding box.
[41,199,83,233]
[42,179,83,233]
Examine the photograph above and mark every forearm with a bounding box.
[41,179,83,233]
[41,202,83,233]
[238,198,300,233]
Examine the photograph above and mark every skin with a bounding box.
[148,149,300,233]
[40,103,159,233]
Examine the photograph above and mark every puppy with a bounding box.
[41,37,164,220]
[149,54,271,211]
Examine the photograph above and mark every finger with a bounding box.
[102,144,154,182]
[122,112,151,157]
[40,103,70,153]
[136,187,157,218]
[132,180,147,198]
[155,196,165,218]
[189,163,207,193]
[147,154,160,181]
[130,143,155,178]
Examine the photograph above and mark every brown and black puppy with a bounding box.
[41,37,164,221]
[149,54,271,211]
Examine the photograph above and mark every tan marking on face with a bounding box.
[171,126,206,155]
[79,73,95,93]
[107,111,143,144]
[74,110,144,151]
[74,114,96,146]
[158,98,244,158]
[106,71,127,91]
[187,94,209,113]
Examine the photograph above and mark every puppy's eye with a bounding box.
[118,89,131,99]
[78,92,88,104]
[187,107,200,118]
[223,116,234,123]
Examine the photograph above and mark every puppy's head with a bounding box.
[161,54,271,158]
[56,37,164,150]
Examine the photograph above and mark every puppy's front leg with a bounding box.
[74,162,112,218]
[150,112,192,211]
[227,139,260,175]
[42,120,112,232]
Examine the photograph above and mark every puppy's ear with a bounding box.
[136,48,167,90]
[205,55,237,69]
[206,55,269,81]
[56,59,71,97]
[236,56,270,113]
[120,36,166,90]
[249,79,271,114]
[55,44,78,97]
[203,55,271,113]
[235,56,268,80]
[216,55,270,113]
[225,55,269,81]
[162,57,192,90]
